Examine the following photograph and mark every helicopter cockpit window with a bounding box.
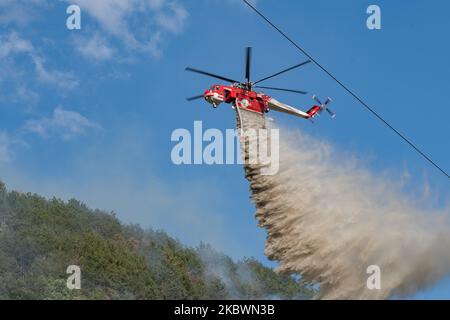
[215,86,220,90]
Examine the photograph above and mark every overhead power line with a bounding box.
[243,0,449,180]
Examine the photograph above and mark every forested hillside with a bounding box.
[0,181,315,300]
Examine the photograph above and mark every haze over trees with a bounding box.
[0,181,315,300]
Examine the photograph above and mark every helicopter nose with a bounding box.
[204,92,215,105]
[204,91,213,101]
[203,90,224,107]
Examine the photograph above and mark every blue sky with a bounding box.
[0,0,449,299]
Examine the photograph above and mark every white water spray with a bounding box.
[237,109,450,299]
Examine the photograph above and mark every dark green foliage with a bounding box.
[0,181,315,300]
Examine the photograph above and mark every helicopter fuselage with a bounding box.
[203,84,323,119]
[204,84,270,114]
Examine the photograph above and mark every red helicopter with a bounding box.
[186,47,335,120]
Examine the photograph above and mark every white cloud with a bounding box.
[31,56,78,89]
[154,2,189,35]
[70,0,136,41]
[75,34,115,61]
[13,86,39,107]
[23,107,101,140]
[0,31,33,58]
[0,0,47,27]
[68,0,188,58]
[0,31,78,90]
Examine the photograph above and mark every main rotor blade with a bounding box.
[186,94,205,101]
[245,47,252,83]
[254,86,308,95]
[253,60,311,85]
[185,67,239,83]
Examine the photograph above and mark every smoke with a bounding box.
[197,244,263,299]
[237,109,450,299]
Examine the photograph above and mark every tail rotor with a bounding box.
[312,95,336,118]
